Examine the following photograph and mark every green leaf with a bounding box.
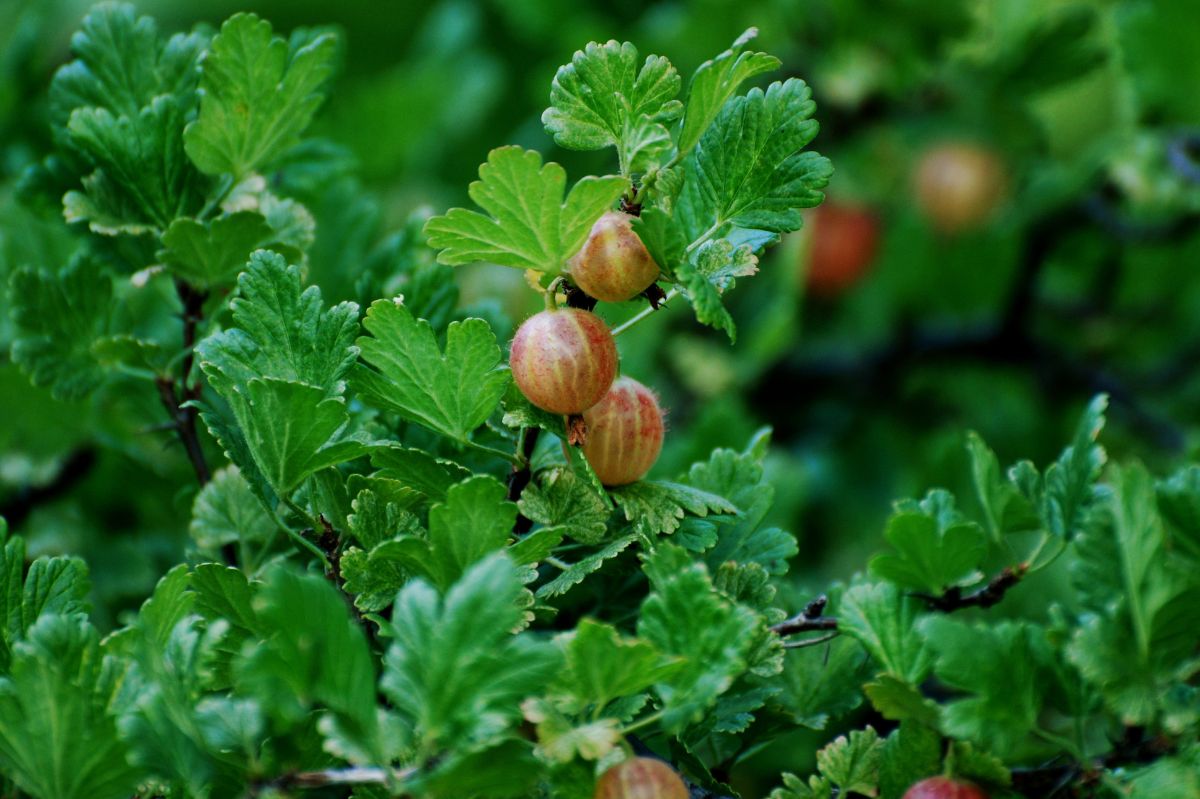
[556,619,681,713]
[198,250,359,396]
[422,476,517,591]
[678,78,831,239]
[677,29,780,156]
[610,480,738,537]
[368,444,473,503]
[869,493,988,595]
[9,257,110,401]
[535,534,638,599]
[346,485,423,550]
[189,465,274,554]
[234,378,368,494]
[777,634,869,729]
[542,41,682,174]
[1068,463,1200,724]
[518,467,611,545]
[878,723,942,799]
[341,540,424,612]
[238,567,380,759]
[684,438,798,575]
[184,13,336,178]
[921,617,1054,758]
[945,741,1011,787]
[381,554,562,756]
[637,543,757,733]
[0,535,92,669]
[423,146,628,276]
[1158,465,1200,561]
[815,727,884,797]
[838,582,932,685]
[676,258,736,341]
[355,299,509,443]
[159,212,274,288]
[771,772,833,799]
[49,4,208,233]
[966,432,1039,542]
[863,673,941,728]
[0,614,142,799]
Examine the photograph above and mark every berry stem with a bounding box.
[612,288,680,337]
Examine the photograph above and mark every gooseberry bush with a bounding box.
[1,5,1198,799]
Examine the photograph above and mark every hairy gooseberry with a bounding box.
[914,142,1006,234]
[568,211,660,302]
[510,308,618,415]
[582,376,664,486]
[903,776,989,799]
[805,202,881,297]
[594,757,689,799]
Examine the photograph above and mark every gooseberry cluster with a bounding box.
[510,211,665,486]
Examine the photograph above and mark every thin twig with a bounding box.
[157,280,212,486]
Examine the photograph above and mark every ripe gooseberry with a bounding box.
[582,376,664,486]
[903,776,989,799]
[804,202,881,297]
[568,211,660,302]
[510,307,618,415]
[594,757,689,799]
[913,142,1006,234]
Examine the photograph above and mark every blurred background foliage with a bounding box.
[2,0,1199,790]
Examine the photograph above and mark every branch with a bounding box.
[770,594,839,637]
[157,280,211,486]
[0,448,97,528]
[507,427,541,534]
[913,564,1027,613]
[1011,726,1177,796]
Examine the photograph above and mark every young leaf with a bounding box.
[9,257,111,401]
[777,634,869,730]
[677,29,780,157]
[0,615,142,799]
[381,554,562,756]
[354,299,509,443]
[966,431,1039,542]
[542,41,682,173]
[184,13,336,178]
[421,476,517,590]
[423,146,627,276]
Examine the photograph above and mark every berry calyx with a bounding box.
[594,757,689,799]
[568,211,660,303]
[913,142,1006,234]
[510,308,618,415]
[903,776,989,799]
[582,376,664,486]
[804,202,881,297]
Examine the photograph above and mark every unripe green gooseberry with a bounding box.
[582,376,664,486]
[913,142,1007,234]
[594,757,689,799]
[903,776,989,799]
[510,307,618,415]
[568,211,660,302]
